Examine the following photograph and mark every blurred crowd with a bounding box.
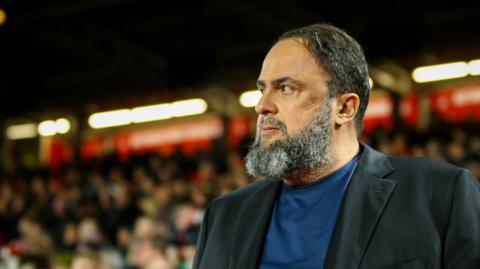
[0,117,479,269]
[361,115,480,180]
[0,144,253,269]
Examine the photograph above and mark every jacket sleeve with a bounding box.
[192,203,212,269]
[443,169,480,268]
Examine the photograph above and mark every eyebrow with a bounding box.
[256,76,305,88]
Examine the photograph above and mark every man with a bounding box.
[193,23,480,269]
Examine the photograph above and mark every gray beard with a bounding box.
[245,100,334,180]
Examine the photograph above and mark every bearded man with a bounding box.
[193,23,480,269]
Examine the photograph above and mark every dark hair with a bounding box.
[278,23,370,133]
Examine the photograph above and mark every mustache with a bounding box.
[258,117,288,134]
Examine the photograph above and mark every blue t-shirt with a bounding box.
[259,155,360,269]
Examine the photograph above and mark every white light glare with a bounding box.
[88,99,208,129]
[171,99,208,117]
[38,118,71,136]
[38,120,57,136]
[6,123,37,140]
[468,59,480,76]
[239,90,262,107]
[412,62,469,83]
[88,109,132,129]
[368,77,374,89]
[131,104,172,123]
[55,118,71,134]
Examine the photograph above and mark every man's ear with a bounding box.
[333,93,360,126]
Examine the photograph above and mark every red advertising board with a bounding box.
[400,94,420,127]
[429,84,480,121]
[363,93,420,133]
[228,115,253,148]
[363,95,393,133]
[81,116,224,160]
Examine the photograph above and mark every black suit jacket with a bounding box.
[193,144,480,269]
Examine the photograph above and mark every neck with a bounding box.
[284,138,359,186]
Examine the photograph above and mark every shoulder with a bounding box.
[361,142,473,191]
[360,143,466,184]
[381,155,478,193]
[386,155,464,178]
[387,155,459,172]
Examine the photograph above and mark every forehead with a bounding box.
[259,38,327,81]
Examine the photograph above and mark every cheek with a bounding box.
[284,114,309,136]
[286,106,321,135]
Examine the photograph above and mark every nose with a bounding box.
[255,91,277,116]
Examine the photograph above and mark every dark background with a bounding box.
[1,0,480,118]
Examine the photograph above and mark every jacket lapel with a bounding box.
[230,179,282,269]
[324,144,397,269]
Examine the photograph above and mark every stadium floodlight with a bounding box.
[412,62,469,83]
[468,59,480,76]
[38,120,57,136]
[239,90,262,108]
[88,98,208,129]
[131,104,173,123]
[171,99,208,117]
[55,118,71,134]
[38,118,71,136]
[6,123,37,140]
[88,109,132,129]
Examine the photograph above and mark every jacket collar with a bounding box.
[323,143,397,269]
[230,142,397,269]
[230,178,282,269]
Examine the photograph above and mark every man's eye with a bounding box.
[280,85,293,94]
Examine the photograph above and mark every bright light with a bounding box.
[56,118,71,134]
[368,77,374,89]
[6,123,37,140]
[412,62,469,83]
[0,9,6,26]
[468,59,480,76]
[38,118,71,136]
[131,104,172,123]
[38,120,57,136]
[88,98,208,129]
[239,90,262,107]
[88,109,132,129]
[171,99,208,117]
